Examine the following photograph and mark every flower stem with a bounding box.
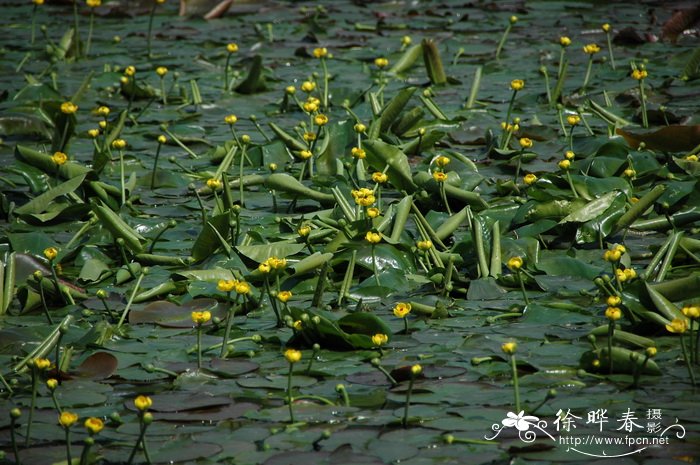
[680,334,696,386]
[196,325,202,369]
[371,245,380,287]
[510,354,521,412]
[85,11,94,57]
[146,2,157,58]
[223,53,232,91]
[159,77,167,105]
[639,80,648,129]
[402,376,416,428]
[25,368,38,446]
[65,428,72,465]
[321,57,329,111]
[495,23,512,60]
[581,57,594,92]
[127,418,150,465]
[31,5,37,45]
[72,0,81,59]
[220,294,238,358]
[287,363,295,423]
[10,416,20,464]
[119,149,126,206]
[607,320,615,374]
[605,32,616,70]
[516,270,530,306]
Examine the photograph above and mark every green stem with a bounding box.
[31,5,37,45]
[146,2,157,58]
[542,66,551,105]
[25,369,38,446]
[72,0,81,59]
[680,334,696,386]
[127,419,150,465]
[10,416,20,464]
[402,376,415,427]
[239,143,246,207]
[119,149,126,205]
[85,11,94,57]
[65,428,72,465]
[565,170,579,198]
[116,271,146,329]
[220,295,238,358]
[79,438,93,465]
[582,57,594,92]
[403,317,409,335]
[495,23,512,60]
[607,320,615,374]
[439,182,452,215]
[321,58,329,110]
[557,47,566,80]
[510,354,520,412]
[224,53,231,91]
[639,80,648,129]
[605,32,616,70]
[287,363,295,423]
[375,362,398,386]
[371,245,380,287]
[516,270,530,306]
[196,325,202,369]
[38,279,55,325]
[159,77,167,105]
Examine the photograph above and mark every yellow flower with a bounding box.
[351,147,366,159]
[559,36,571,47]
[47,378,58,390]
[298,225,311,237]
[624,268,636,281]
[60,101,78,114]
[523,173,537,185]
[685,154,698,162]
[603,249,621,263]
[623,168,636,178]
[303,101,318,113]
[98,120,107,129]
[602,23,611,33]
[124,66,136,76]
[510,79,525,91]
[566,115,580,125]
[33,0,45,4]
[583,43,601,55]
[303,132,316,142]
[84,417,104,434]
[417,240,432,251]
[34,358,51,370]
[87,128,100,138]
[312,47,328,58]
[134,395,153,411]
[646,347,657,357]
[518,137,533,149]
[155,66,168,77]
[401,35,412,46]
[356,194,375,207]
[267,257,287,270]
[277,291,292,303]
[432,171,447,183]
[111,139,127,150]
[374,57,389,68]
[217,279,236,292]
[269,163,277,171]
[314,114,329,126]
[157,135,167,144]
[366,207,380,218]
[682,306,700,319]
[615,269,627,283]
[353,123,367,133]
[501,341,517,355]
[558,159,571,170]
[285,85,296,95]
[120,76,129,85]
[284,349,302,363]
[393,302,411,318]
[224,114,237,125]
[631,69,648,80]
[371,333,388,347]
[234,281,251,295]
[86,0,101,7]
[227,43,239,53]
[605,306,622,321]
[206,178,221,190]
[191,310,211,325]
[293,320,303,330]
[564,150,575,160]
[299,150,313,160]
[509,15,518,24]
[365,231,381,244]
[372,172,388,184]
[607,295,621,306]
[43,247,58,261]
[435,155,450,168]
[96,106,110,116]
[409,364,422,376]
[52,151,68,165]
[507,256,523,271]
[258,262,271,274]
[301,81,316,93]
[59,411,79,428]
[666,318,689,334]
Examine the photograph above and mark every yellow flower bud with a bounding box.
[284,349,302,363]
[501,341,517,355]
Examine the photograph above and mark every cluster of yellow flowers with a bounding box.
[217,278,251,294]
[351,187,376,207]
[258,256,287,274]
[431,155,450,183]
[58,411,104,434]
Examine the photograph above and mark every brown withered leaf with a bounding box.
[616,125,700,152]
[662,6,700,43]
